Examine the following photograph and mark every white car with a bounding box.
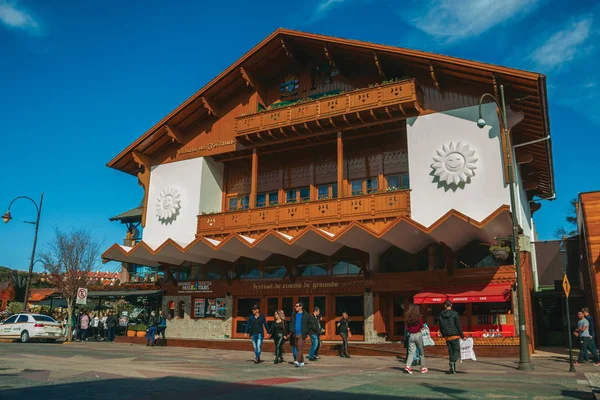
[0,313,64,343]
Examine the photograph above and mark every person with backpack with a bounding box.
[438,300,466,374]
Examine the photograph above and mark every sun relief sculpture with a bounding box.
[156,187,181,223]
[431,141,478,185]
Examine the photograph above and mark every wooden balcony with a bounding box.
[197,190,410,236]
[234,79,423,140]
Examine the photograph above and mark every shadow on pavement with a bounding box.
[0,376,444,400]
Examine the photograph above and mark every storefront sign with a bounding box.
[252,281,339,291]
[178,281,212,294]
[177,140,236,156]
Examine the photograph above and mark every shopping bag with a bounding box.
[421,327,435,347]
[460,338,476,361]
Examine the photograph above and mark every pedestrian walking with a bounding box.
[244,305,268,364]
[269,310,287,364]
[582,308,598,362]
[337,311,352,358]
[404,305,427,374]
[574,310,600,366]
[147,311,158,347]
[314,315,324,359]
[308,307,321,361]
[438,300,466,374]
[106,311,117,342]
[290,301,309,367]
[157,310,167,346]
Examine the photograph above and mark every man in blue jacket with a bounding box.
[245,305,268,364]
[290,301,309,367]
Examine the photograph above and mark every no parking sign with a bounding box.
[75,287,88,305]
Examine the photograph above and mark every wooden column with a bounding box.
[250,148,258,208]
[337,132,344,198]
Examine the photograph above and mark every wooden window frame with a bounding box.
[350,177,379,196]
[256,191,279,208]
[285,186,311,204]
[385,173,410,191]
[227,194,250,211]
[316,182,338,200]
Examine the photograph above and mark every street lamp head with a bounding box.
[2,211,12,224]
[477,118,486,129]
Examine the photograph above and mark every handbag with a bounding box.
[421,326,435,347]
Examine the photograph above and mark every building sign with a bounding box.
[178,281,212,294]
[177,140,236,156]
[251,281,339,291]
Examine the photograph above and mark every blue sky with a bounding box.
[1,0,598,272]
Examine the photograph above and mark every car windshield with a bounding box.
[32,315,56,323]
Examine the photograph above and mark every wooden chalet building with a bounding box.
[103,29,555,353]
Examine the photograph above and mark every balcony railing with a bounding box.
[234,79,423,137]
[197,190,410,236]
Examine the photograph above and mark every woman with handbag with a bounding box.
[404,305,427,374]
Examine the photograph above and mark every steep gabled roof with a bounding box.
[107,28,554,198]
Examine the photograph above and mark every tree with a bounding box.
[553,198,578,239]
[6,301,23,315]
[40,228,101,342]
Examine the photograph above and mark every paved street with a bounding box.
[0,342,598,399]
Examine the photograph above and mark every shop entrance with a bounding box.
[376,293,411,341]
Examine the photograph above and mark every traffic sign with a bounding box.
[75,287,88,305]
[563,274,571,299]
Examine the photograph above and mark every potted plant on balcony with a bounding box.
[488,241,511,261]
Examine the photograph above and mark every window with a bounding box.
[297,264,328,276]
[335,296,365,336]
[257,191,279,208]
[351,177,378,196]
[296,251,328,277]
[317,183,338,200]
[228,195,250,211]
[332,261,360,275]
[267,297,279,317]
[386,174,409,190]
[33,315,56,322]
[286,187,310,203]
[205,265,223,280]
[264,265,287,278]
[335,296,363,317]
[236,298,260,317]
[3,315,17,324]
[17,315,28,323]
[175,266,190,281]
[234,259,261,279]
[194,299,205,318]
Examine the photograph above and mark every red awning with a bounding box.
[413,284,512,304]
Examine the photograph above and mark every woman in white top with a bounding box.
[100,313,108,341]
[91,314,100,340]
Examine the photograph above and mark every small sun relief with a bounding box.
[156,187,181,223]
[431,141,478,185]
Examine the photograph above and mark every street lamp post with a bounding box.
[477,86,533,371]
[2,193,44,311]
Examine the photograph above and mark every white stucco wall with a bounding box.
[407,103,511,227]
[143,157,224,248]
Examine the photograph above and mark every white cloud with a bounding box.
[531,16,594,70]
[403,0,541,43]
[0,0,39,32]
[311,0,349,22]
